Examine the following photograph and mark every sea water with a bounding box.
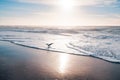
[0,26,120,63]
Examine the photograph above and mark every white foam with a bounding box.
[0,27,120,63]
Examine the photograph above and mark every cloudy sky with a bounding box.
[0,0,120,27]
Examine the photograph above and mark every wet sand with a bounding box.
[0,41,120,80]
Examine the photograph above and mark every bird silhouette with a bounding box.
[46,43,53,50]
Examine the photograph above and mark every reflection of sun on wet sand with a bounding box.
[59,54,69,74]
[0,41,120,80]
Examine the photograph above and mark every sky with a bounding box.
[0,0,120,28]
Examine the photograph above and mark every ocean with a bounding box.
[0,26,120,63]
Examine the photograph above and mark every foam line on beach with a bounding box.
[67,43,120,63]
[0,40,120,64]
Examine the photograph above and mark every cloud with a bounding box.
[16,0,117,6]
[16,0,58,5]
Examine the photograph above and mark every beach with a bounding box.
[1,0,120,79]
[0,41,120,80]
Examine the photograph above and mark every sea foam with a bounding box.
[0,26,120,63]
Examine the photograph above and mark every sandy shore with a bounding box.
[0,41,120,80]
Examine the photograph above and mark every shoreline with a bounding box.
[0,41,120,80]
[1,40,120,64]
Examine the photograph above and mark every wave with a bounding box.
[67,43,120,63]
[1,39,120,64]
[0,26,120,63]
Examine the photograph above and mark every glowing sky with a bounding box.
[0,0,120,27]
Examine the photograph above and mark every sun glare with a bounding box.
[56,0,77,26]
[58,0,75,11]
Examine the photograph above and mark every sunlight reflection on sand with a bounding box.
[59,54,69,74]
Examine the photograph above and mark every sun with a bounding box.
[58,0,75,11]
[56,0,78,26]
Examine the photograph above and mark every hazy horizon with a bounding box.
[0,25,119,29]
